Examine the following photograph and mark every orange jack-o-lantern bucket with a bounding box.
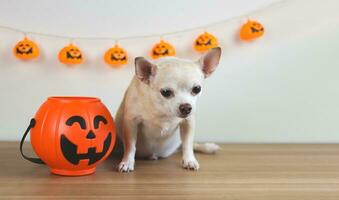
[20,97,116,176]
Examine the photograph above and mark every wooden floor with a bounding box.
[1,142,339,199]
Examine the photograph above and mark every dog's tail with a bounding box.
[193,143,220,154]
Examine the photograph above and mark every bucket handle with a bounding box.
[20,118,44,164]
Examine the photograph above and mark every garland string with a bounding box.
[0,0,286,42]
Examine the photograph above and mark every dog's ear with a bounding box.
[135,57,157,84]
[198,47,221,78]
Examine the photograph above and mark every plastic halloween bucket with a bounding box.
[20,97,116,176]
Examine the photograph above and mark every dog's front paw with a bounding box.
[118,160,135,173]
[182,158,200,171]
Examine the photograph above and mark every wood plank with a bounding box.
[1,142,339,199]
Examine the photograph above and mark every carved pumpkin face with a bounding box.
[104,45,128,67]
[61,115,112,165]
[239,20,264,41]
[150,40,176,59]
[194,32,218,53]
[30,97,116,176]
[58,44,83,65]
[13,37,40,60]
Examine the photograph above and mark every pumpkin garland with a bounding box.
[58,43,84,65]
[8,18,266,66]
[194,32,219,53]
[239,19,265,41]
[104,44,128,67]
[13,37,40,60]
[150,40,176,60]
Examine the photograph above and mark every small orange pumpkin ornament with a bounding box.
[194,32,219,53]
[21,97,116,176]
[104,44,128,67]
[150,40,176,60]
[13,37,40,60]
[58,43,84,65]
[239,19,265,41]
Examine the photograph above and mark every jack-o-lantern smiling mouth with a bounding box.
[16,48,33,54]
[153,49,169,56]
[61,132,112,165]
[251,27,264,33]
[60,115,112,165]
[66,52,82,59]
[196,39,212,46]
[111,54,126,61]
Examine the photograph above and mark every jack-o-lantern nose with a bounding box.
[86,131,96,139]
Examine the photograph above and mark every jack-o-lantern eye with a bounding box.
[94,115,107,129]
[66,116,86,129]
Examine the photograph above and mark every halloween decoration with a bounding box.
[150,40,176,59]
[58,44,83,65]
[194,32,219,53]
[104,44,128,67]
[239,19,264,41]
[13,37,40,60]
[3,0,275,68]
[20,97,116,176]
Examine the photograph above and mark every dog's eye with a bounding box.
[192,86,201,95]
[160,88,174,98]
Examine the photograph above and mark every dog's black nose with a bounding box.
[86,131,96,139]
[179,103,192,115]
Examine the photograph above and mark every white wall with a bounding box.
[0,0,338,142]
